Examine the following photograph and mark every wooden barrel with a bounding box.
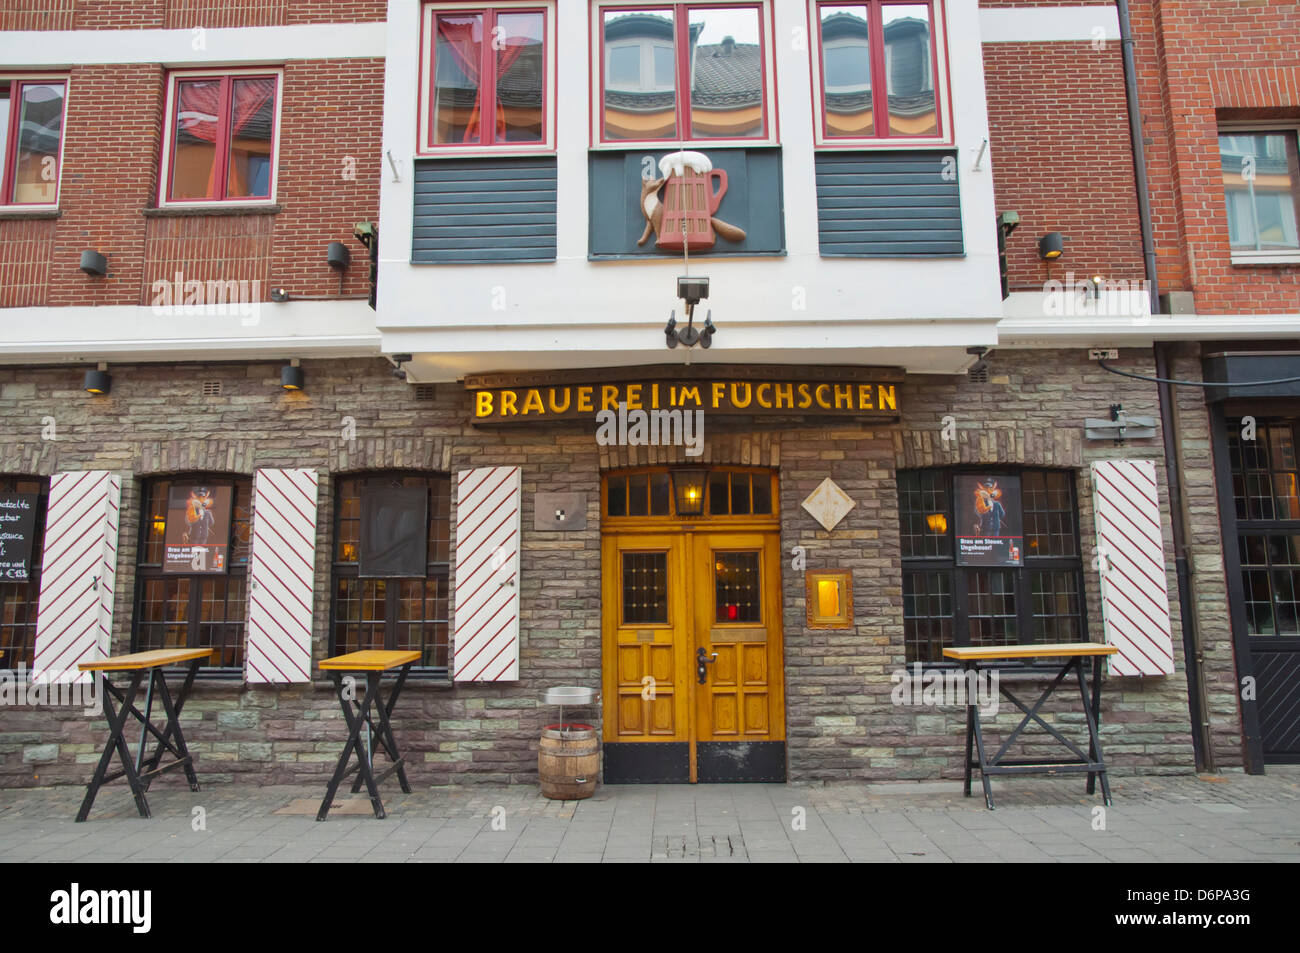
[538,723,599,800]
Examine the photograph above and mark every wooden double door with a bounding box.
[601,528,785,782]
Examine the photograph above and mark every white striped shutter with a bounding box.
[453,466,521,682]
[1091,459,1175,676]
[32,471,121,684]
[244,468,319,684]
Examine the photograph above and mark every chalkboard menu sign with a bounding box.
[359,486,428,578]
[955,474,1023,567]
[0,494,39,581]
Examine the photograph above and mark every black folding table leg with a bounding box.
[969,667,996,810]
[374,664,413,794]
[77,671,149,822]
[1079,654,1112,805]
[139,658,203,789]
[152,663,200,791]
[962,662,975,798]
[318,671,385,820]
[352,673,386,817]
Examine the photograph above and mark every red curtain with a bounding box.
[436,15,531,144]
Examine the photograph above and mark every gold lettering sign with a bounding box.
[467,369,902,424]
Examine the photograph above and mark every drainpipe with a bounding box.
[1117,0,1214,770]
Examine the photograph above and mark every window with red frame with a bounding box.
[815,1,942,140]
[599,3,769,143]
[164,74,278,203]
[0,78,67,206]
[426,7,548,147]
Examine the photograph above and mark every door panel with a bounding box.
[601,534,691,744]
[602,524,784,782]
[692,532,785,762]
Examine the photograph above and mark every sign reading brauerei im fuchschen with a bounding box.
[465,366,904,424]
[0,494,39,581]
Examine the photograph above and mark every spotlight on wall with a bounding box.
[1037,232,1065,260]
[270,287,290,302]
[84,365,111,395]
[326,241,351,271]
[281,360,304,391]
[1090,274,1104,299]
[80,250,108,278]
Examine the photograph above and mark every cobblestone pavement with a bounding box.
[1,769,1297,863]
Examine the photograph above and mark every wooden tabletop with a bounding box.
[319,650,423,672]
[79,648,216,672]
[943,643,1119,661]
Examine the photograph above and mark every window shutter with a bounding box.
[32,471,121,684]
[244,468,319,684]
[453,466,521,682]
[1090,460,1175,676]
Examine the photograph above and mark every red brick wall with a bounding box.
[1130,0,1300,313]
[0,0,384,29]
[0,59,382,308]
[984,41,1147,291]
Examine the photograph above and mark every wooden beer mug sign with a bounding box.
[638,150,747,251]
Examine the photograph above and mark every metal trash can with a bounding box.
[538,687,600,800]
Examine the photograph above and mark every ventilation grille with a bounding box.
[415,384,436,401]
[968,366,989,385]
[202,380,223,397]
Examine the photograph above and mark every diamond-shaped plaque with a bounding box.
[801,478,855,531]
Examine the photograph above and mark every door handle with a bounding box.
[696,647,718,685]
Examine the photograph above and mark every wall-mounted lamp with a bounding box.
[1038,232,1065,260]
[666,276,714,350]
[670,468,707,517]
[80,250,108,278]
[270,287,290,302]
[281,359,304,391]
[1090,274,1104,299]
[84,364,111,395]
[326,241,351,271]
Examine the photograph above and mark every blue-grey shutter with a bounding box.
[413,158,557,264]
[815,151,962,256]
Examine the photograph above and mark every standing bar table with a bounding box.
[942,643,1118,810]
[317,650,421,821]
[76,647,215,822]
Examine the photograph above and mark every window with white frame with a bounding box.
[158,70,282,206]
[418,2,556,154]
[593,1,777,146]
[0,76,67,207]
[809,0,952,147]
[1219,126,1300,263]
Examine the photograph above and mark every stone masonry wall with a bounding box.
[0,348,1237,788]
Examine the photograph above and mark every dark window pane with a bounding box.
[607,476,627,517]
[898,469,950,558]
[903,570,953,664]
[1030,570,1082,643]
[752,473,772,514]
[730,472,751,515]
[708,471,729,515]
[649,473,670,515]
[628,473,649,516]
[623,551,668,624]
[715,551,760,623]
[967,569,1017,646]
